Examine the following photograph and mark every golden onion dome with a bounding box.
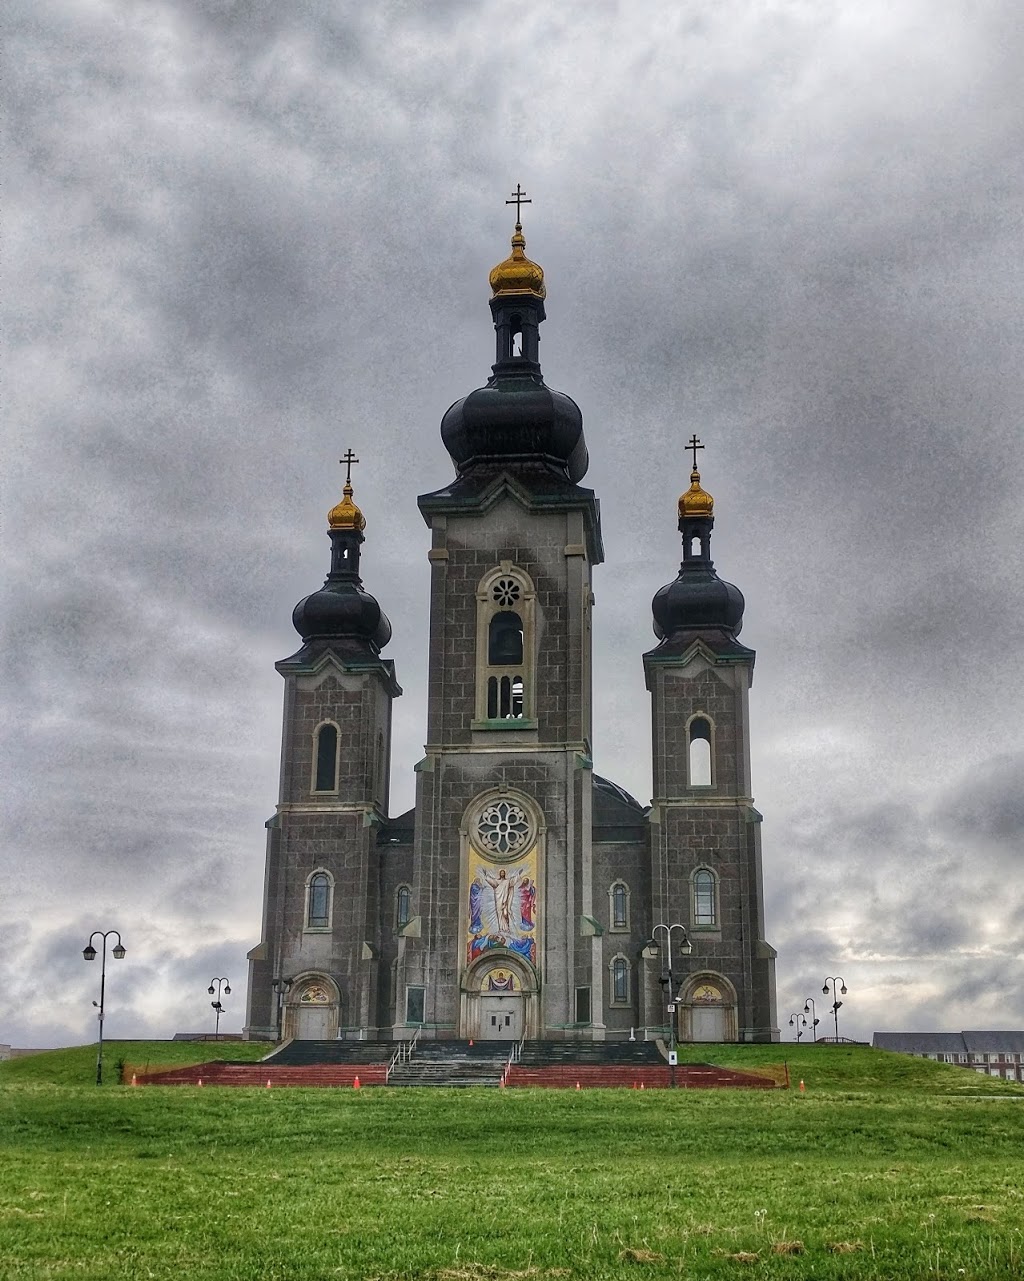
[679,467,714,519]
[328,480,365,531]
[489,223,546,299]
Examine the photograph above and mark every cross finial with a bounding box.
[340,449,360,485]
[687,435,705,470]
[505,182,531,226]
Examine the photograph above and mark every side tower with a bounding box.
[244,470,401,1040]
[400,212,605,1040]
[643,445,778,1042]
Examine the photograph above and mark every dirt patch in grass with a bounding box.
[617,1248,665,1263]
[771,1240,804,1254]
[827,1240,865,1253]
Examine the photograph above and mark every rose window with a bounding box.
[476,800,532,855]
[491,578,522,608]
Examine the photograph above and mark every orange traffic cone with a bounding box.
[266,1079,272,1089]
[353,1075,361,1089]
[576,1081,581,1090]
[469,1039,474,1046]
[640,1082,645,1090]
[197,1078,203,1087]
[131,1074,137,1087]
[799,1079,805,1094]
[499,1078,506,1089]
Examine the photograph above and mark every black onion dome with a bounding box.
[652,562,745,640]
[440,374,589,483]
[292,584,392,651]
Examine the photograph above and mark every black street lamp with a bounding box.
[802,997,821,1043]
[822,976,848,1041]
[207,976,231,1039]
[788,1012,807,1042]
[646,923,693,1087]
[82,930,126,1086]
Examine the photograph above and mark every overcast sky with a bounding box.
[4,0,1023,1048]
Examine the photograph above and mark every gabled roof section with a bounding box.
[276,642,402,697]
[377,807,415,847]
[418,465,604,564]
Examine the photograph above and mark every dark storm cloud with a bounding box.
[4,0,1024,1045]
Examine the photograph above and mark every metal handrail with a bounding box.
[502,1033,526,1085]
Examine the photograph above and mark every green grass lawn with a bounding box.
[2,1043,1023,1280]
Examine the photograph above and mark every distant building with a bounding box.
[243,216,778,1045]
[873,1031,1024,1082]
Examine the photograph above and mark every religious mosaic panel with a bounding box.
[466,799,538,967]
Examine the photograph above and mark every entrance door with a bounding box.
[479,995,522,1040]
[294,1003,332,1039]
[691,1005,727,1042]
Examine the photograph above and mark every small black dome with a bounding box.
[292,583,392,651]
[440,374,588,483]
[652,562,745,640]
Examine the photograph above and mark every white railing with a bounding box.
[385,1028,421,1082]
[502,1034,526,1086]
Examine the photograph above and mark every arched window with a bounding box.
[313,723,339,793]
[610,955,630,1005]
[475,564,536,726]
[688,716,713,787]
[693,869,717,927]
[306,871,333,930]
[396,884,411,930]
[609,881,630,931]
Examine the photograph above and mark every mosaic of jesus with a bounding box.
[467,855,537,965]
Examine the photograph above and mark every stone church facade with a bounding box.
[244,220,778,1044]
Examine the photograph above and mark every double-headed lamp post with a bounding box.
[82,930,126,1086]
[822,976,848,1041]
[788,1012,807,1042]
[208,977,231,1039]
[802,997,821,1043]
[646,923,693,1087]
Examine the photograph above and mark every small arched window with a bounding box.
[306,872,332,929]
[396,885,411,930]
[488,612,524,665]
[313,723,338,792]
[611,955,630,1005]
[610,881,629,931]
[693,869,717,927]
[688,716,713,787]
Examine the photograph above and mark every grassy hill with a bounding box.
[1,1042,1022,1279]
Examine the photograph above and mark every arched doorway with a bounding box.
[678,974,737,1043]
[284,975,340,1040]
[461,955,538,1040]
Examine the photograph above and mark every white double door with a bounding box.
[479,994,523,1040]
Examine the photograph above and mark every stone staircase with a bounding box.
[387,1039,514,1087]
[131,1038,780,1090]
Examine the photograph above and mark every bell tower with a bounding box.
[643,441,778,1042]
[244,461,401,1041]
[402,198,605,1040]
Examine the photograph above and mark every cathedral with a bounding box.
[244,213,778,1045]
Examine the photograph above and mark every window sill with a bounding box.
[471,718,539,731]
[608,925,631,934]
[303,926,332,934]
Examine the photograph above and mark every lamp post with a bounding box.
[646,923,693,1088]
[788,1012,807,1042]
[208,977,231,1039]
[802,997,821,1043]
[82,930,126,1086]
[822,976,848,1041]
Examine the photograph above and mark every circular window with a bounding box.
[476,799,532,855]
[491,578,522,608]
